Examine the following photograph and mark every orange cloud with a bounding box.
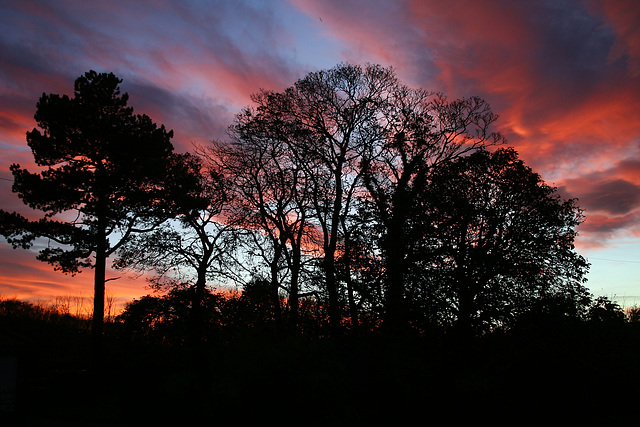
[0,242,161,312]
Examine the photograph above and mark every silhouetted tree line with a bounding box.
[0,64,612,350]
[2,293,637,425]
[2,66,640,425]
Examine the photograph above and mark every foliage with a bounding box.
[405,147,591,334]
[0,71,179,345]
[587,295,626,323]
[0,296,88,329]
[115,286,226,345]
[115,283,310,345]
[0,296,92,365]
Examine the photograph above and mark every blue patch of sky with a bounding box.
[268,0,345,70]
[0,141,29,152]
[583,238,640,307]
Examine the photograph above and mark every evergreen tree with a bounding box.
[0,71,177,357]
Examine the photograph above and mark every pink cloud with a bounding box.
[557,157,640,239]
[292,0,640,235]
[290,0,640,163]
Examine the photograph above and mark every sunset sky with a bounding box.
[1,0,639,309]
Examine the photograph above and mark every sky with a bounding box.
[1,0,639,310]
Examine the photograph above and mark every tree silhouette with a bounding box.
[225,63,513,334]
[227,63,412,334]
[114,151,233,343]
[360,93,506,333]
[211,126,318,334]
[0,71,177,356]
[587,296,625,323]
[410,147,591,336]
[116,286,225,345]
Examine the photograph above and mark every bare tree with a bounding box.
[228,63,401,334]
[211,127,318,333]
[115,152,232,342]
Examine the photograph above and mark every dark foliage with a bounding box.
[405,147,591,335]
[1,294,638,426]
[0,71,180,352]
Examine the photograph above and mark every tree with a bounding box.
[0,71,177,355]
[587,296,625,323]
[228,63,405,334]
[116,286,225,346]
[360,92,505,333]
[211,135,317,334]
[409,147,591,336]
[335,201,386,331]
[114,151,233,343]
[227,63,508,334]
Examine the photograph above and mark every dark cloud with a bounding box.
[578,212,640,235]
[122,80,234,150]
[561,154,640,214]
[578,179,640,215]
[558,153,640,236]
[588,0,640,77]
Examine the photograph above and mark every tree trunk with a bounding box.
[343,240,360,332]
[324,163,344,336]
[270,243,283,332]
[92,219,107,365]
[190,264,207,345]
[383,216,408,335]
[456,283,474,340]
[455,220,474,340]
[324,255,342,336]
[346,278,359,332]
[288,243,301,334]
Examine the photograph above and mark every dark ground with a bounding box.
[2,319,639,426]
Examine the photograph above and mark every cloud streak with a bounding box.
[291,0,640,234]
[1,0,638,301]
